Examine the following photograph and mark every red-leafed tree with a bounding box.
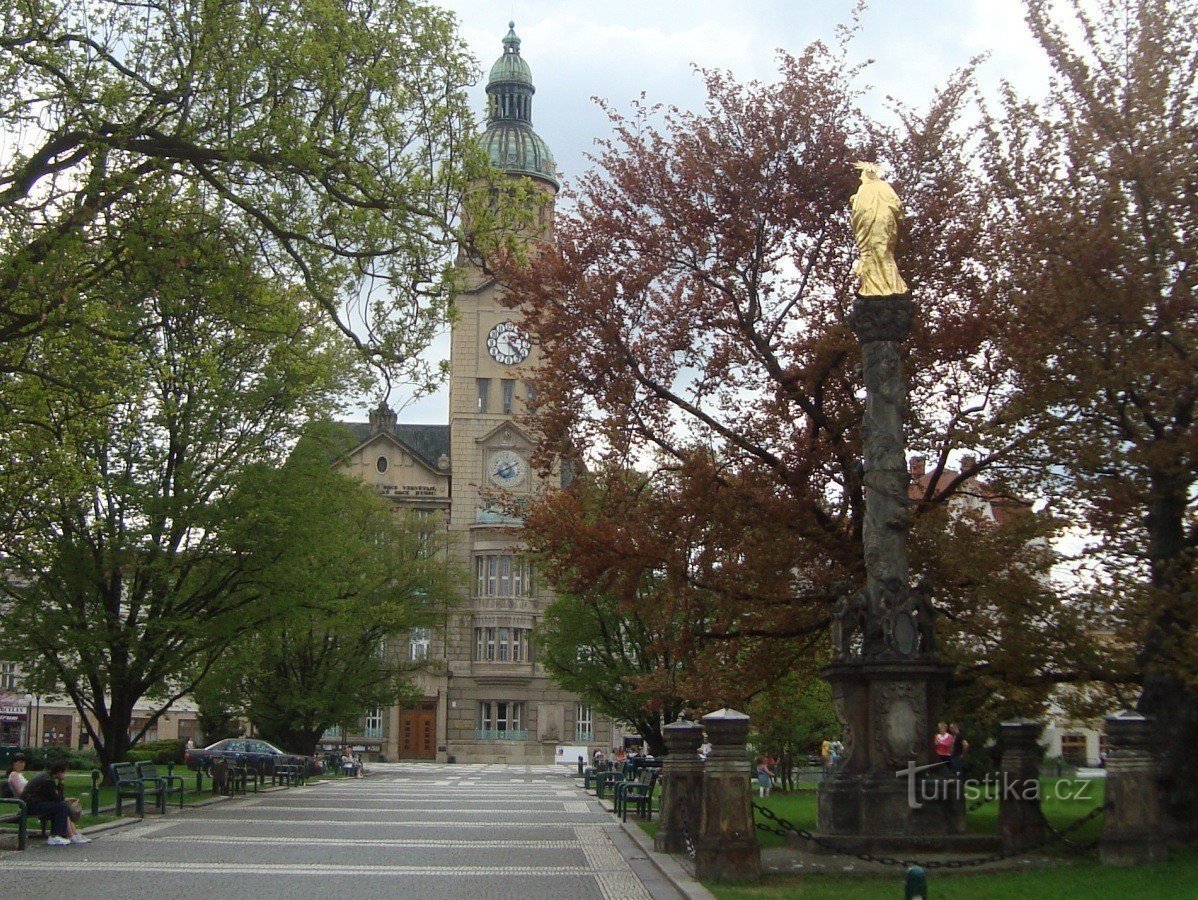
[500,30,1100,720]
[981,0,1198,831]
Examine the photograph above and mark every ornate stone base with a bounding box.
[818,772,965,837]
[818,658,964,842]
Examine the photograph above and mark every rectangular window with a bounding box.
[501,379,515,414]
[474,555,532,597]
[409,627,431,662]
[479,701,526,740]
[365,708,383,739]
[474,626,531,662]
[527,384,537,411]
[0,662,17,690]
[576,704,593,742]
[476,378,490,413]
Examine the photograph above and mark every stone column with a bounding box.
[655,716,705,855]
[694,708,760,883]
[998,719,1046,852]
[1101,710,1166,866]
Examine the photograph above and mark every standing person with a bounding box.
[756,757,775,798]
[934,722,954,767]
[830,740,844,766]
[21,760,90,846]
[821,737,833,768]
[949,723,969,778]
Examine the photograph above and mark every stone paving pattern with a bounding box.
[2,763,685,900]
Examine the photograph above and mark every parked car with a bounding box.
[184,738,309,776]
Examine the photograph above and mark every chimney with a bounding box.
[960,454,977,475]
[909,455,926,480]
[369,401,398,436]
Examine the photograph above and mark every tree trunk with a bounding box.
[1136,469,1198,837]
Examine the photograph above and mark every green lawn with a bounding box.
[709,849,1198,899]
[632,776,1191,898]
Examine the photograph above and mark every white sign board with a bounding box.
[555,744,589,766]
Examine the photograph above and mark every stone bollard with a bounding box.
[655,716,705,855]
[1101,710,1166,866]
[694,708,760,882]
[998,719,1046,852]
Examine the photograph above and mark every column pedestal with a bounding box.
[694,708,760,882]
[655,717,704,854]
[1101,710,1167,866]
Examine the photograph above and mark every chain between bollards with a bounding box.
[751,801,1108,871]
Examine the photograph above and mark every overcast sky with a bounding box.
[376,0,1055,423]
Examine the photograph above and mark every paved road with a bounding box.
[3,763,685,900]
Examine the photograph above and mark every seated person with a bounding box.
[340,751,356,776]
[2,752,29,799]
[22,760,90,846]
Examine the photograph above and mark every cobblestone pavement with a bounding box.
[2,763,685,900]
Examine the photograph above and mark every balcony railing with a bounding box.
[364,725,384,739]
[475,728,529,741]
[574,730,595,743]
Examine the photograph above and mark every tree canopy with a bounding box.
[1,0,481,387]
[981,0,1198,829]
[502,29,1094,717]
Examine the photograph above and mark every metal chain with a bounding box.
[751,800,1108,871]
[967,789,999,813]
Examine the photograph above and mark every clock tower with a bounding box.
[437,24,608,762]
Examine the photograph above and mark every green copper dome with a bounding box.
[488,23,533,86]
[482,23,558,190]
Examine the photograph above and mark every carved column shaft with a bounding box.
[849,294,915,645]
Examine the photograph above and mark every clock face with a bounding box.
[488,449,526,488]
[487,321,531,366]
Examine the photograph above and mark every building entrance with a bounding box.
[399,701,436,759]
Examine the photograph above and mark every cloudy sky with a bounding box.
[380,0,1056,422]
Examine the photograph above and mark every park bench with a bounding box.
[611,769,641,818]
[273,764,304,787]
[0,797,29,850]
[135,762,185,810]
[622,769,660,822]
[111,762,167,816]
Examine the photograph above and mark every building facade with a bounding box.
[332,25,616,764]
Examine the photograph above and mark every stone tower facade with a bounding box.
[334,25,616,764]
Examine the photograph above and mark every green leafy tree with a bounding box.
[0,208,355,774]
[0,0,480,385]
[212,424,455,754]
[748,673,838,790]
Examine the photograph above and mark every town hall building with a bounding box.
[331,25,618,764]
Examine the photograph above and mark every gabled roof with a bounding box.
[342,422,450,471]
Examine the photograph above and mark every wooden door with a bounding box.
[399,701,436,759]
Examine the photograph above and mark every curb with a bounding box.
[620,817,716,900]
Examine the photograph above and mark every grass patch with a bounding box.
[708,848,1198,899]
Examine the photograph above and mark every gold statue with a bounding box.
[850,162,907,296]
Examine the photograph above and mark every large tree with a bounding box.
[212,423,455,754]
[0,0,480,386]
[982,0,1198,831]
[0,207,355,773]
[501,33,1094,712]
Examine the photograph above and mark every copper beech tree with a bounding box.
[503,36,1099,721]
[982,0,1198,830]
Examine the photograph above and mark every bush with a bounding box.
[129,738,186,765]
[16,746,100,771]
